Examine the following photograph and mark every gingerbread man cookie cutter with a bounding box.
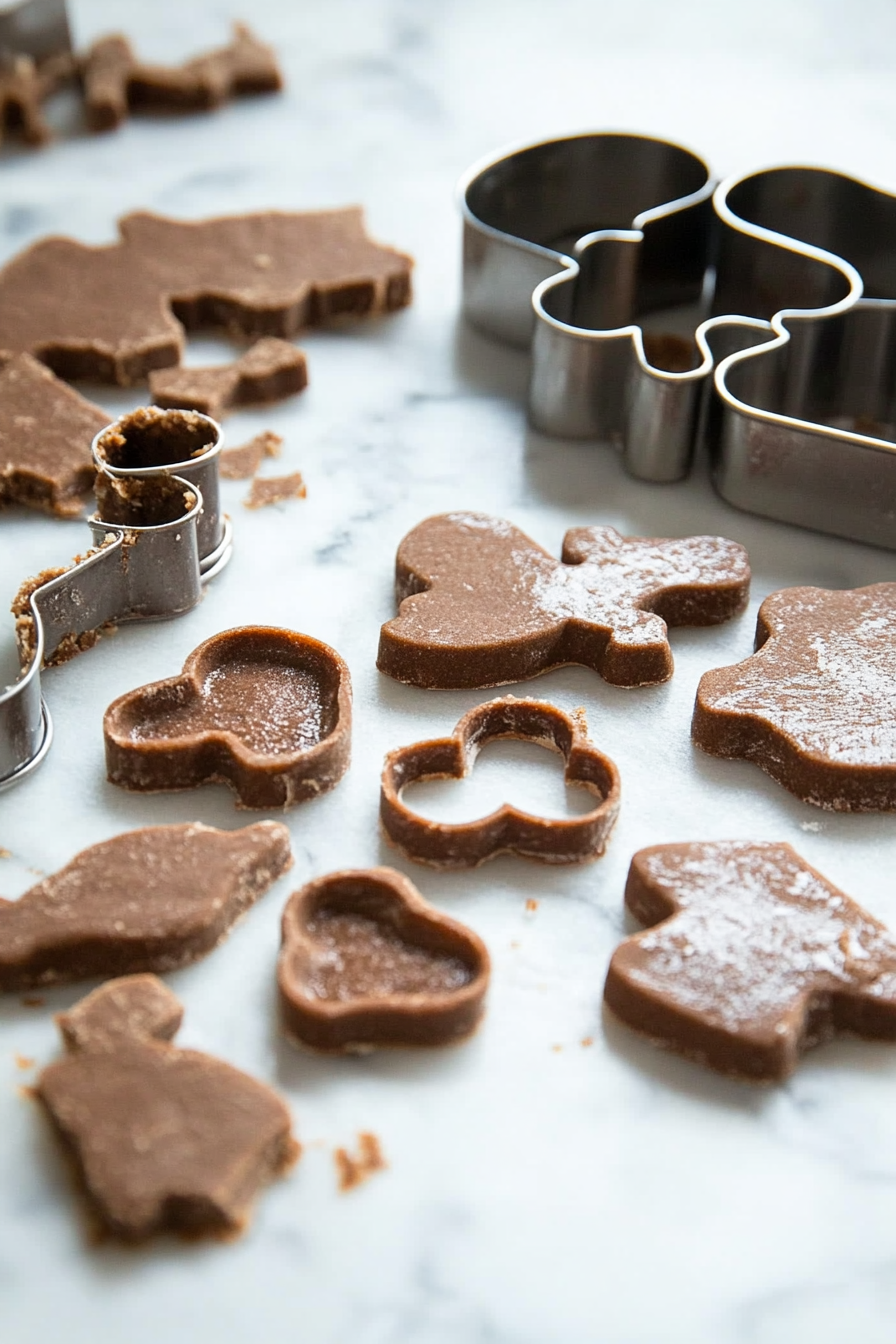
[0,406,232,791]
[461,132,896,549]
[0,0,71,66]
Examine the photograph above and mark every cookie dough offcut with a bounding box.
[0,353,108,515]
[37,975,299,1240]
[0,207,413,385]
[0,821,292,991]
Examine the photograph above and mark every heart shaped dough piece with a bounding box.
[278,868,490,1052]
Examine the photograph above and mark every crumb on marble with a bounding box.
[334,1131,387,1192]
[219,430,283,480]
[244,471,306,509]
[14,1054,35,1070]
[525,898,538,913]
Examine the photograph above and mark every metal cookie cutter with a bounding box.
[0,0,71,65]
[0,407,233,791]
[460,133,896,550]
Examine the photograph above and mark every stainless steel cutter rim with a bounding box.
[0,472,204,695]
[91,408,224,478]
[86,474,205,535]
[459,129,715,264]
[0,702,52,793]
[714,321,896,459]
[709,163,896,456]
[1,403,233,790]
[530,160,866,387]
[200,513,234,580]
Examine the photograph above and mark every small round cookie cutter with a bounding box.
[0,406,232,791]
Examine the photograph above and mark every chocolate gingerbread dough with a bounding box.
[0,207,413,384]
[38,975,298,1239]
[279,868,490,1052]
[380,697,620,867]
[81,23,281,131]
[104,627,352,809]
[149,338,307,420]
[378,513,750,689]
[0,351,108,515]
[605,841,896,1080]
[219,430,282,479]
[693,583,896,810]
[0,821,292,991]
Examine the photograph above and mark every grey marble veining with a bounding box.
[2,2,896,1341]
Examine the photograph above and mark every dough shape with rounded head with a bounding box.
[37,975,299,1240]
[381,696,620,868]
[104,627,351,809]
[693,583,896,811]
[278,868,490,1052]
[0,821,292,991]
[377,512,750,689]
[605,841,896,1081]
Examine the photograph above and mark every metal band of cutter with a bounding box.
[0,408,233,791]
[460,133,896,550]
[0,0,71,66]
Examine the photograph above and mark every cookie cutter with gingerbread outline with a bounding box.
[0,407,233,791]
[460,133,896,549]
[0,0,70,66]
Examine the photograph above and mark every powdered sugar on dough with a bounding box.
[380,512,750,687]
[628,842,896,1034]
[700,585,896,767]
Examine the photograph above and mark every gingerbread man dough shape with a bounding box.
[37,975,299,1239]
[377,513,750,689]
[604,841,896,1081]
[693,583,896,811]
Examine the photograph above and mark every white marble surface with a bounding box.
[3,1,896,1341]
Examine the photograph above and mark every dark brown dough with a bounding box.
[37,975,299,1240]
[149,337,307,420]
[604,841,896,1081]
[0,821,292,991]
[692,583,896,810]
[377,512,750,689]
[0,352,108,515]
[81,23,282,131]
[0,207,413,385]
[104,626,352,809]
[380,696,620,868]
[278,867,490,1052]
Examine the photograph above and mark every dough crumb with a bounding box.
[245,471,307,509]
[334,1131,387,1192]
